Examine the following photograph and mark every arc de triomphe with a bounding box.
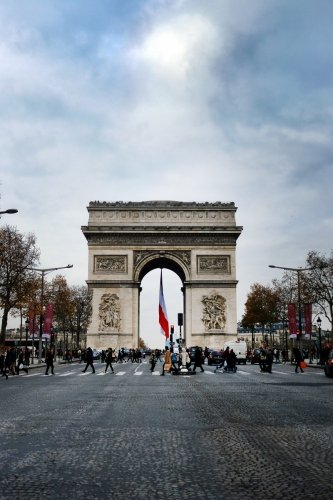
[81,201,242,350]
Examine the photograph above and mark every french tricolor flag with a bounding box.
[159,270,169,339]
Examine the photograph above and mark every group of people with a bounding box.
[1,347,30,379]
[150,346,206,375]
[214,346,238,373]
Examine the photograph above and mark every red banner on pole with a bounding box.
[43,303,54,335]
[288,303,297,337]
[303,303,312,335]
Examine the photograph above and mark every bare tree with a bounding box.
[0,225,40,345]
[306,251,333,340]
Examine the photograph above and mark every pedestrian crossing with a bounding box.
[8,366,323,379]
[17,368,166,378]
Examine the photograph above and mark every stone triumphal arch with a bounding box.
[81,201,242,350]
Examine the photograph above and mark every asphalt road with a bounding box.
[1,360,333,500]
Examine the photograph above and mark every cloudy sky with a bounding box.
[1,0,332,347]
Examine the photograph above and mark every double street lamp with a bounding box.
[0,208,18,216]
[269,264,313,346]
[28,265,73,363]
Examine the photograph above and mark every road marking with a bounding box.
[152,371,160,375]
[134,372,143,376]
[116,371,126,376]
[58,371,77,377]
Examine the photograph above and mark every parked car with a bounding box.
[250,348,261,364]
[324,349,333,377]
[188,346,204,363]
[207,350,224,366]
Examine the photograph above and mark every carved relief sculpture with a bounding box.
[98,293,121,331]
[197,255,230,274]
[95,255,127,273]
[201,294,226,330]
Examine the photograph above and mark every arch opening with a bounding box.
[139,265,184,350]
[137,256,186,283]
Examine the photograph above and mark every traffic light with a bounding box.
[170,325,174,334]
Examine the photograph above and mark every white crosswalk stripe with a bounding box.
[58,371,77,377]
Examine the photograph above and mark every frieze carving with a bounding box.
[88,211,232,223]
[201,294,226,330]
[85,234,239,246]
[98,293,121,331]
[197,255,230,274]
[95,255,127,273]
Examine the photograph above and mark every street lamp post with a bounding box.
[269,265,313,348]
[317,317,322,364]
[28,265,73,363]
[25,318,29,350]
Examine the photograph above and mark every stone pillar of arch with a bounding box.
[81,201,242,350]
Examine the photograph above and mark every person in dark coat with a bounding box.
[16,348,28,374]
[45,348,55,375]
[104,348,114,373]
[6,347,16,375]
[0,350,8,379]
[293,347,304,373]
[82,347,95,373]
[226,349,237,372]
[192,346,204,373]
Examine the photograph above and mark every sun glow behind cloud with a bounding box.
[131,15,218,79]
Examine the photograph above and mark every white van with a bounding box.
[224,340,248,365]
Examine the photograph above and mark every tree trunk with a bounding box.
[0,307,10,346]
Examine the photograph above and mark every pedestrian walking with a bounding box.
[161,347,171,375]
[24,348,30,368]
[82,347,95,373]
[149,351,156,373]
[226,348,238,372]
[105,348,114,373]
[293,347,304,373]
[45,348,55,375]
[185,348,192,371]
[6,347,16,375]
[192,346,204,373]
[16,348,28,374]
[0,350,8,379]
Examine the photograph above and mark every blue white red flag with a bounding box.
[159,270,169,339]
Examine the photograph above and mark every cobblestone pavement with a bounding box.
[0,361,332,500]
